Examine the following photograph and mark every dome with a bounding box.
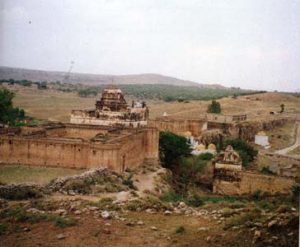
[196,144,206,151]
[256,131,267,136]
[207,143,216,150]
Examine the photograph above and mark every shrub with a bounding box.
[54,216,77,228]
[197,152,214,160]
[175,226,186,234]
[0,223,8,235]
[207,100,221,114]
[260,167,275,175]
[160,191,184,203]
[159,131,191,168]
[0,88,26,126]
[186,194,204,207]
[224,208,262,229]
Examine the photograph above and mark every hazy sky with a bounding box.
[1,0,299,91]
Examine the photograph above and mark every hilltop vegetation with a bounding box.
[0,78,262,102]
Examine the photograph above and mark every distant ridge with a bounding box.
[0,66,225,89]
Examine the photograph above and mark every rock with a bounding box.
[23,227,30,232]
[105,222,111,226]
[151,226,158,231]
[254,222,263,227]
[101,211,111,219]
[206,236,211,242]
[178,202,186,208]
[137,220,144,225]
[198,227,209,231]
[268,220,277,228]
[254,230,261,238]
[164,210,172,215]
[288,232,293,236]
[74,210,81,215]
[68,190,76,196]
[55,209,67,215]
[56,234,66,240]
[145,208,155,214]
[88,206,99,211]
[271,236,279,240]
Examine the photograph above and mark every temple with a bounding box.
[70,86,149,127]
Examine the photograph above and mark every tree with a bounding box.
[280,104,285,113]
[207,100,221,114]
[0,88,25,126]
[159,131,191,168]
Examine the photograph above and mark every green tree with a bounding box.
[0,89,25,126]
[159,131,191,168]
[207,100,221,114]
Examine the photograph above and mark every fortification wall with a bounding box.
[0,127,159,173]
[213,172,295,195]
[148,119,206,136]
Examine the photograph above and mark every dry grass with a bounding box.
[266,122,296,151]
[6,85,300,122]
[0,165,85,185]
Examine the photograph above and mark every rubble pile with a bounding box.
[47,168,132,195]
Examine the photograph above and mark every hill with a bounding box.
[0,66,225,89]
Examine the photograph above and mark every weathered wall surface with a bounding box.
[207,117,294,142]
[213,172,295,195]
[258,152,300,179]
[148,118,207,136]
[0,127,159,173]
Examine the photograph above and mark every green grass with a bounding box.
[0,206,77,228]
[0,165,85,185]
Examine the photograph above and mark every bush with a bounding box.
[197,152,214,160]
[207,100,221,114]
[186,194,204,207]
[175,226,186,234]
[224,208,262,229]
[260,167,275,175]
[0,223,8,235]
[0,89,26,126]
[54,216,77,228]
[159,131,191,168]
[160,191,184,203]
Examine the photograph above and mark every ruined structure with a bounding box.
[0,123,159,172]
[206,113,247,123]
[213,145,242,181]
[213,145,295,195]
[71,86,149,127]
[148,117,207,136]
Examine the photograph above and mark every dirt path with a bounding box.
[275,122,300,155]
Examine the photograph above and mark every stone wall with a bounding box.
[207,117,294,142]
[258,152,300,179]
[148,118,207,136]
[213,171,295,195]
[0,126,159,173]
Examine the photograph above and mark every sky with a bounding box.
[0,0,299,92]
